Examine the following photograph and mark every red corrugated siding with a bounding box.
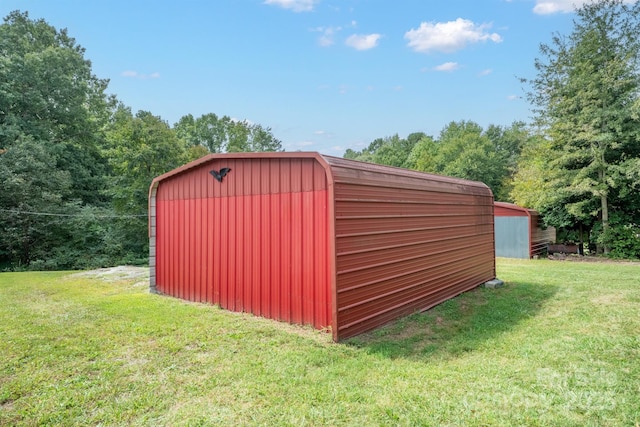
[154,156,332,330]
[325,157,495,340]
[494,202,529,217]
[151,153,496,342]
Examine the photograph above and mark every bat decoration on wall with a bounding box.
[210,167,231,183]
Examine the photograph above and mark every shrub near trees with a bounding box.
[0,11,282,270]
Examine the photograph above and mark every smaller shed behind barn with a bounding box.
[494,202,556,259]
[149,152,496,341]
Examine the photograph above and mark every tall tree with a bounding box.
[103,107,190,256]
[433,121,506,197]
[484,121,531,201]
[523,0,640,253]
[0,138,72,265]
[0,11,111,205]
[405,134,438,172]
[173,113,282,153]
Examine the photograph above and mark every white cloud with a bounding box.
[434,62,460,72]
[121,70,160,79]
[479,68,493,76]
[312,26,341,47]
[345,33,382,50]
[507,94,519,100]
[312,21,357,47]
[264,0,319,12]
[533,0,636,14]
[404,18,502,53]
[533,0,580,14]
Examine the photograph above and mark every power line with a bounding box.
[0,208,147,218]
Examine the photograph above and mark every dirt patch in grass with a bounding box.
[547,254,640,265]
[71,265,149,287]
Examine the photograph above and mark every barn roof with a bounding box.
[151,151,492,197]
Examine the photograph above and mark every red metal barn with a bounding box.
[494,202,556,259]
[149,152,496,341]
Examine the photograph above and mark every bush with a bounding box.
[593,215,640,259]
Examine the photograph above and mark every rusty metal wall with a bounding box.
[153,155,332,330]
[324,157,495,340]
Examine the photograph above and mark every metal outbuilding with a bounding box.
[494,202,556,259]
[149,152,496,341]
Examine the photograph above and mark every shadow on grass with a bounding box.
[345,280,558,361]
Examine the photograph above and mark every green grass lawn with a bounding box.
[1,259,639,426]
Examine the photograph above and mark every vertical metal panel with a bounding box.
[322,156,495,340]
[153,155,332,332]
[494,216,530,259]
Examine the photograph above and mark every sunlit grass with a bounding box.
[1,259,639,426]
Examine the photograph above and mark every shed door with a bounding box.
[494,216,529,259]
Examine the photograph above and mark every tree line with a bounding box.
[347,0,640,258]
[0,11,282,270]
[2,0,640,270]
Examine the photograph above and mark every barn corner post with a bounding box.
[314,153,339,342]
[148,180,159,294]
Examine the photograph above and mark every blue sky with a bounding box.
[2,0,595,155]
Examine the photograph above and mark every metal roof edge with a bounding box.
[149,152,493,198]
[321,154,493,192]
[494,201,538,215]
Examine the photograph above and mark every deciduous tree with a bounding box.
[522,0,640,254]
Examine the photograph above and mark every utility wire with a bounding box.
[0,208,147,218]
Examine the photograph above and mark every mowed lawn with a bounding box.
[1,259,639,426]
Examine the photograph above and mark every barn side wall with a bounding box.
[530,213,556,257]
[326,158,496,340]
[153,157,332,330]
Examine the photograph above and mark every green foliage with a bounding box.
[0,138,71,265]
[592,213,640,259]
[0,11,285,270]
[342,134,419,167]
[0,11,111,205]
[102,106,191,258]
[174,113,283,153]
[433,121,506,196]
[522,0,640,253]
[350,121,526,199]
[405,134,438,172]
